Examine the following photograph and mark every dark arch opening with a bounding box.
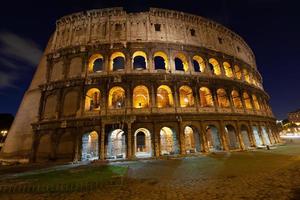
[113,57,125,71]
[93,58,104,72]
[133,56,146,70]
[136,132,146,151]
[208,63,214,74]
[154,56,166,70]
[175,58,184,71]
[193,59,201,72]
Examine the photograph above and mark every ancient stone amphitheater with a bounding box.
[0,7,281,163]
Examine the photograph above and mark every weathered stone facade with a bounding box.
[0,7,280,163]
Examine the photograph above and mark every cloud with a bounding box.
[0,31,43,66]
[0,71,17,89]
[0,57,18,69]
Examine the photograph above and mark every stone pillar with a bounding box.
[173,84,180,108]
[235,122,245,150]
[73,130,80,162]
[212,89,219,112]
[100,125,105,160]
[219,121,229,151]
[154,123,160,157]
[227,89,235,112]
[248,122,257,147]
[199,122,209,152]
[127,123,132,159]
[240,90,247,114]
[179,121,185,155]
[258,125,266,145]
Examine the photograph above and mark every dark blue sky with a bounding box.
[0,0,299,120]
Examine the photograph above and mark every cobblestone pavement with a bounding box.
[1,143,300,200]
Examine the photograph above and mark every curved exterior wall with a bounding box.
[0,7,280,163]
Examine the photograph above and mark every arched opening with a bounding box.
[206,125,222,151]
[243,92,253,110]
[199,87,214,107]
[133,85,149,108]
[88,54,104,73]
[231,90,243,109]
[261,126,271,145]
[133,51,147,70]
[174,53,188,71]
[81,131,99,161]
[243,69,250,83]
[134,128,152,158]
[241,125,251,148]
[85,88,101,111]
[156,85,174,108]
[252,94,260,110]
[209,58,221,75]
[234,65,242,79]
[193,55,205,72]
[223,62,233,78]
[217,88,230,108]
[184,126,201,153]
[225,125,240,150]
[107,129,126,159]
[108,87,125,108]
[179,85,194,107]
[252,126,263,146]
[154,51,169,70]
[160,127,179,155]
[110,52,125,71]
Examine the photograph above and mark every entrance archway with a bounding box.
[134,128,152,158]
[206,125,222,151]
[184,126,201,153]
[107,129,126,159]
[252,126,263,146]
[160,127,179,155]
[225,125,240,150]
[241,125,251,149]
[81,131,99,161]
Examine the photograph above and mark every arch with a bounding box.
[206,125,222,151]
[217,88,230,108]
[225,125,240,150]
[134,128,152,158]
[243,92,253,110]
[160,127,179,155]
[110,52,125,71]
[199,87,214,107]
[231,90,243,109]
[154,51,169,70]
[252,126,263,146]
[133,85,149,108]
[108,86,125,108]
[243,69,250,83]
[85,88,101,111]
[252,94,260,110]
[132,51,147,70]
[223,62,233,78]
[209,58,221,75]
[81,131,99,161]
[184,126,201,153]
[179,85,194,107]
[234,65,242,79]
[192,55,205,72]
[261,126,271,145]
[107,129,126,159]
[156,85,174,108]
[241,125,251,148]
[88,54,104,73]
[174,53,188,71]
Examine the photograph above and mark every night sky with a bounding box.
[0,0,299,120]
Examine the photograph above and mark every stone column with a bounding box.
[199,122,209,152]
[235,122,245,150]
[258,125,266,145]
[212,89,219,112]
[154,123,160,157]
[219,121,229,151]
[127,123,132,159]
[179,121,185,155]
[100,125,105,160]
[248,122,257,147]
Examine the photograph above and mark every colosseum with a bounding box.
[0,7,281,163]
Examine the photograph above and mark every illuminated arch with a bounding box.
[107,129,126,159]
[160,127,179,155]
[223,62,233,78]
[85,88,101,111]
[88,54,104,73]
[133,85,150,108]
[174,53,188,71]
[132,51,147,70]
[81,131,99,161]
[209,58,221,75]
[199,87,214,107]
[154,51,169,70]
[234,65,242,79]
[108,86,125,108]
[156,85,174,108]
[243,92,253,109]
[110,52,125,71]
[243,69,250,83]
[192,55,205,72]
[231,90,243,109]
[217,88,230,108]
[134,128,152,158]
[252,94,260,110]
[179,85,194,107]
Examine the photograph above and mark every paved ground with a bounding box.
[1,140,300,200]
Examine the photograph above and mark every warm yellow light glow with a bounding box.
[231,90,243,109]
[252,94,260,110]
[108,86,125,108]
[85,88,101,111]
[199,87,214,107]
[133,85,149,108]
[209,58,221,76]
[243,69,250,83]
[179,85,194,107]
[175,53,189,72]
[217,88,230,108]
[110,52,125,71]
[156,85,174,108]
[88,54,104,73]
[154,51,169,70]
[234,65,242,79]
[243,92,252,109]
[223,62,233,78]
[193,55,205,72]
